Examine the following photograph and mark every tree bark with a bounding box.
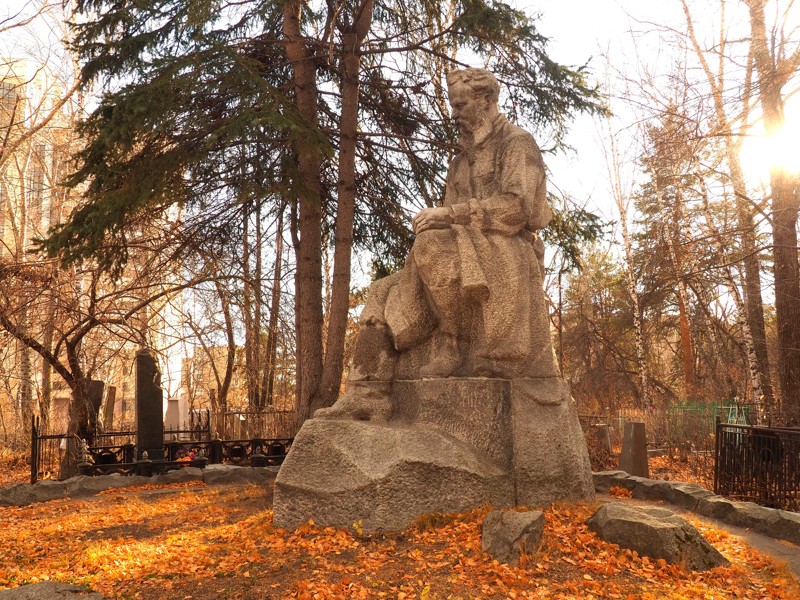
[215,281,236,410]
[746,0,800,424]
[700,183,766,414]
[318,1,375,411]
[16,327,34,441]
[242,204,259,409]
[264,206,284,406]
[283,0,325,424]
[39,296,56,433]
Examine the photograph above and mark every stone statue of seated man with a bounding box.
[275,68,595,531]
[318,67,559,421]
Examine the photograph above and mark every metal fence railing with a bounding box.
[715,422,800,511]
[30,410,298,483]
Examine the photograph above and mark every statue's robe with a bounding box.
[383,114,558,378]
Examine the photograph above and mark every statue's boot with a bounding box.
[419,332,460,378]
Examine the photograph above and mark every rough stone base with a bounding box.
[510,382,595,506]
[272,418,513,531]
[273,377,594,531]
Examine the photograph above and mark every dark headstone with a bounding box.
[87,380,104,434]
[102,385,116,431]
[135,349,164,460]
[619,421,648,477]
[593,423,612,455]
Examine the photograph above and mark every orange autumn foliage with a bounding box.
[608,486,633,499]
[0,482,797,599]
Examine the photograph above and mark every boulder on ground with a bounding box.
[481,510,545,565]
[0,582,110,599]
[587,503,728,571]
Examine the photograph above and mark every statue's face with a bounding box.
[448,83,487,135]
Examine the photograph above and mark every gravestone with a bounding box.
[135,349,164,460]
[274,68,594,531]
[102,385,116,431]
[619,421,649,477]
[87,380,104,436]
[594,423,612,455]
[164,397,181,431]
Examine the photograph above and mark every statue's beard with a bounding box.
[458,115,487,150]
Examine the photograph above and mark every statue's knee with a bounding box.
[408,230,460,288]
[414,229,457,272]
[414,229,455,253]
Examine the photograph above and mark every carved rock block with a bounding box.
[273,377,594,531]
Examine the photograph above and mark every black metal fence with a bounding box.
[30,411,295,483]
[715,422,800,511]
[74,438,293,478]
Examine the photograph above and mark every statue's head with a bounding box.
[446,68,500,137]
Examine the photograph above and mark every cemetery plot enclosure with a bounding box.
[29,410,297,482]
[715,422,800,511]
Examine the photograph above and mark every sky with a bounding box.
[529,0,686,221]
[533,1,800,219]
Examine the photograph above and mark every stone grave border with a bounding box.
[594,470,800,547]
[0,464,279,507]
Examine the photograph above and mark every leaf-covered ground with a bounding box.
[1,481,798,599]
[0,449,29,488]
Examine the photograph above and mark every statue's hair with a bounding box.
[446,68,500,103]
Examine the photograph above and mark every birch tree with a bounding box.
[603,115,652,408]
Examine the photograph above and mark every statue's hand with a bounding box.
[412,207,454,233]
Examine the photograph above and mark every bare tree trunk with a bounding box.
[14,300,35,442]
[317,2,375,411]
[604,115,651,408]
[700,183,765,416]
[254,196,265,408]
[242,206,259,409]
[16,330,34,442]
[770,169,800,424]
[663,188,698,398]
[65,343,90,441]
[745,0,800,424]
[215,281,236,409]
[39,299,55,432]
[264,207,284,406]
[284,0,325,424]
[674,280,697,397]
[730,160,774,414]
